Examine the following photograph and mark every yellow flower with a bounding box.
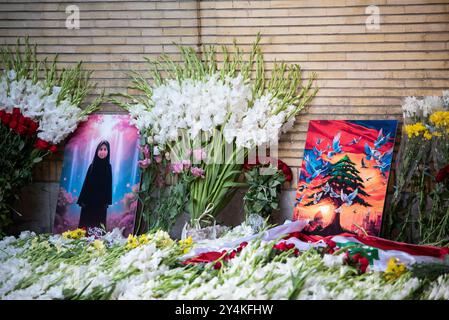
[138,234,149,245]
[385,257,407,281]
[429,111,449,128]
[92,239,105,251]
[125,234,139,250]
[159,237,174,249]
[62,228,86,240]
[405,122,428,138]
[423,131,433,140]
[179,236,193,254]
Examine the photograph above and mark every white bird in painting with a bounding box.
[340,188,358,206]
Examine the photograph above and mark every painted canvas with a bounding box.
[293,120,398,236]
[53,114,141,236]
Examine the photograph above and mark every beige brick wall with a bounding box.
[1,0,449,189]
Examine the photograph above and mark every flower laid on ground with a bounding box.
[91,239,105,251]
[112,34,317,231]
[62,228,86,240]
[0,223,449,299]
[0,38,102,233]
[179,236,193,254]
[385,258,407,281]
[1,222,448,300]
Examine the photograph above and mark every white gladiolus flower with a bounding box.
[127,73,297,149]
[1,225,448,300]
[0,70,87,145]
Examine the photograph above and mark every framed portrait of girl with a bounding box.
[53,114,141,236]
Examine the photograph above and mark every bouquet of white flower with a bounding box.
[113,35,318,230]
[0,38,102,233]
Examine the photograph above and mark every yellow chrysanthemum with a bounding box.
[384,257,407,281]
[62,228,86,240]
[429,111,449,129]
[125,234,139,250]
[423,131,433,140]
[138,234,149,245]
[404,122,430,139]
[179,236,194,254]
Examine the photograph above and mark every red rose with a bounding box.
[17,115,27,124]
[229,250,237,259]
[1,113,11,125]
[239,241,248,249]
[16,124,28,135]
[27,119,39,136]
[35,138,50,150]
[49,145,58,153]
[8,118,18,130]
[213,261,222,270]
[294,249,300,256]
[12,107,21,116]
[286,243,295,250]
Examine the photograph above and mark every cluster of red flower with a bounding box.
[344,252,370,273]
[272,241,300,256]
[183,241,249,270]
[243,156,293,182]
[0,107,57,153]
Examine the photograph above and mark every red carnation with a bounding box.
[436,164,449,183]
[35,138,50,150]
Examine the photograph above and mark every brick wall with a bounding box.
[1,0,449,189]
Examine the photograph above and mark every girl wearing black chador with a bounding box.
[77,140,112,229]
